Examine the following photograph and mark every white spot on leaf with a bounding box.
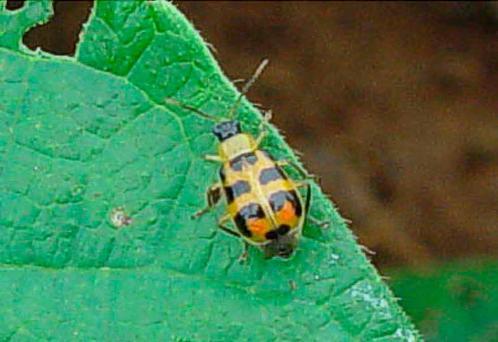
[110,207,133,228]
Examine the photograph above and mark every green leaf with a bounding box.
[0,0,420,339]
[389,260,498,342]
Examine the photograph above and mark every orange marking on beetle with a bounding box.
[278,201,296,222]
[248,218,269,237]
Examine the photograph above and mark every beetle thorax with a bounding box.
[218,133,257,160]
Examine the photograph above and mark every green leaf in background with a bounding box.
[0,0,419,340]
[389,260,498,342]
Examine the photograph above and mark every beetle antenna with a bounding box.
[227,58,269,119]
[164,98,219,122]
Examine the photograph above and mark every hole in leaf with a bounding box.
[6,0,25,11]
[23,0,94,56]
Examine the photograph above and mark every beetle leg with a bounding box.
[204,155,223,162]
[192,182,223,219]
[263,109,273,122]
[217,214,241,238]
[217,215,250,263]
[307,214,330,229]
[299,181,330,229]
[238,241,250,264]
[277,159,321,184]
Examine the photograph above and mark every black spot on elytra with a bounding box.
[230,153,258,171]
[265,224,291,240]
[224,180,251,203]
[219,167,226,182]
[234,203,265,237]
[269,190,302,217]
[277,224,291,235]
[259,166,286,185]
[265,230,278,240]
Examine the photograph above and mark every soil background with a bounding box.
[16,1,498,269]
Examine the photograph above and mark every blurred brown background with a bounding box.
[15,1,497,268]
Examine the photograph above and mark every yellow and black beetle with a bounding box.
[166,60,326,260]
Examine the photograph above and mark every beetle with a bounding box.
[166,60,326,260]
